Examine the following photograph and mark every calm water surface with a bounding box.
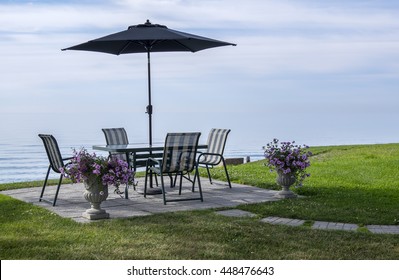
[1,111,398,184]
[0,138,264,184]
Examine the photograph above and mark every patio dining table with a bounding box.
[92,143,208,199]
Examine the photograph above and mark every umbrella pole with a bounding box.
[146,50,153,147]
[147,49,154,191]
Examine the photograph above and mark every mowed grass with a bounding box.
[1,143,399,259]
[212,144,399,225]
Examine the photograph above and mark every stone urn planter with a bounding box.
[275,171,297,199]
[82,178,109,220]
[60,148,134,220]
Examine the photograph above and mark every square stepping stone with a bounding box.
[312,221,358,232]
[261,216,305,227]
[367,225,399,234]
[215,209,257,218]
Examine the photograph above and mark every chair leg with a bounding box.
[52,174,63,206]
[154,173,158,186]
[144,165,149,198]
[221,157,232,188]
[195,165,203,202]
[39,165,51,202]
[192,169,200,192]
[179,172,184,195]
[124,184,129,199]
[192,171,196,192]
[179,172,183,187]
[205,165,213,184]
[160,171,167,205]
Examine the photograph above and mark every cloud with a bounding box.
[2,0,398,33]
[1,0,399,115]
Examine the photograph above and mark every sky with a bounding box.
[1,0,399,149]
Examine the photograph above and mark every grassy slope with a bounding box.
[212,144,399,225]
[1,143,399,259]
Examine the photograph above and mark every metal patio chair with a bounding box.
[102,127,140,193]
[197,128,232,188]
[38,134,72,206]
[101,127,130,161]
[144,132,203,205]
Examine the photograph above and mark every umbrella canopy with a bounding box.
[62,20,236,146]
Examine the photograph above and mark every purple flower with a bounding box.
[263,139,311,187]
[61,148,135,188]
[283,168,291,174]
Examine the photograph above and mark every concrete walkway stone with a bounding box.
[216,209,257,218]
[260,216,399,235]
[312,221,358,232]
[366,225,399,234]
[260,216,305,227]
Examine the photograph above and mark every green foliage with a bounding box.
[1,195,398,260]
[0,179,72,191]
[1,143,399,259]
[205,143,399,225]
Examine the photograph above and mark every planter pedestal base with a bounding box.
[82,206,109,220]
[82,180,109,220]
[275,186,297,199]
[276,172,297,199]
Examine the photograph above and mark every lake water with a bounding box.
[0,112,266,184]
[0,136,264,184]
[1,111,398,184]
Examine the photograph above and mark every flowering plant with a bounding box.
[60,148,135,191]
[263,139,312,186]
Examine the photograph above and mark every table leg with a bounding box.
[125,151,129,199]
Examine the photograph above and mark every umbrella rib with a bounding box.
[147,39,195,52]
[173,39,196,52]
[118,40,163,54]
[117,41,134,55]
[116,39,196,54]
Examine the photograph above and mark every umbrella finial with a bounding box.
[129,20,164,29]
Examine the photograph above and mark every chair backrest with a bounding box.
[102,128,129,161]
[38,134,64,173]
[162,132,201,173]
[102,128,129,145]
[204,128,231,165]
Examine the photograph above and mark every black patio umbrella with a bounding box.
[62,20,236,146]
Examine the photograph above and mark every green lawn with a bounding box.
[1,143,399,259]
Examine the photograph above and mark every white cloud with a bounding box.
[1,0,399,115]
[2,0,399,33]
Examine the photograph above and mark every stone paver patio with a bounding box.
[1,178,280,223]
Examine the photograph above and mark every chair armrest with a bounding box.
[62,157,74,161]
[198,152,222,157]
[198,152,223,160]
[147,157,161,166]
[197,152,223,165]
[62,157,74,167]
